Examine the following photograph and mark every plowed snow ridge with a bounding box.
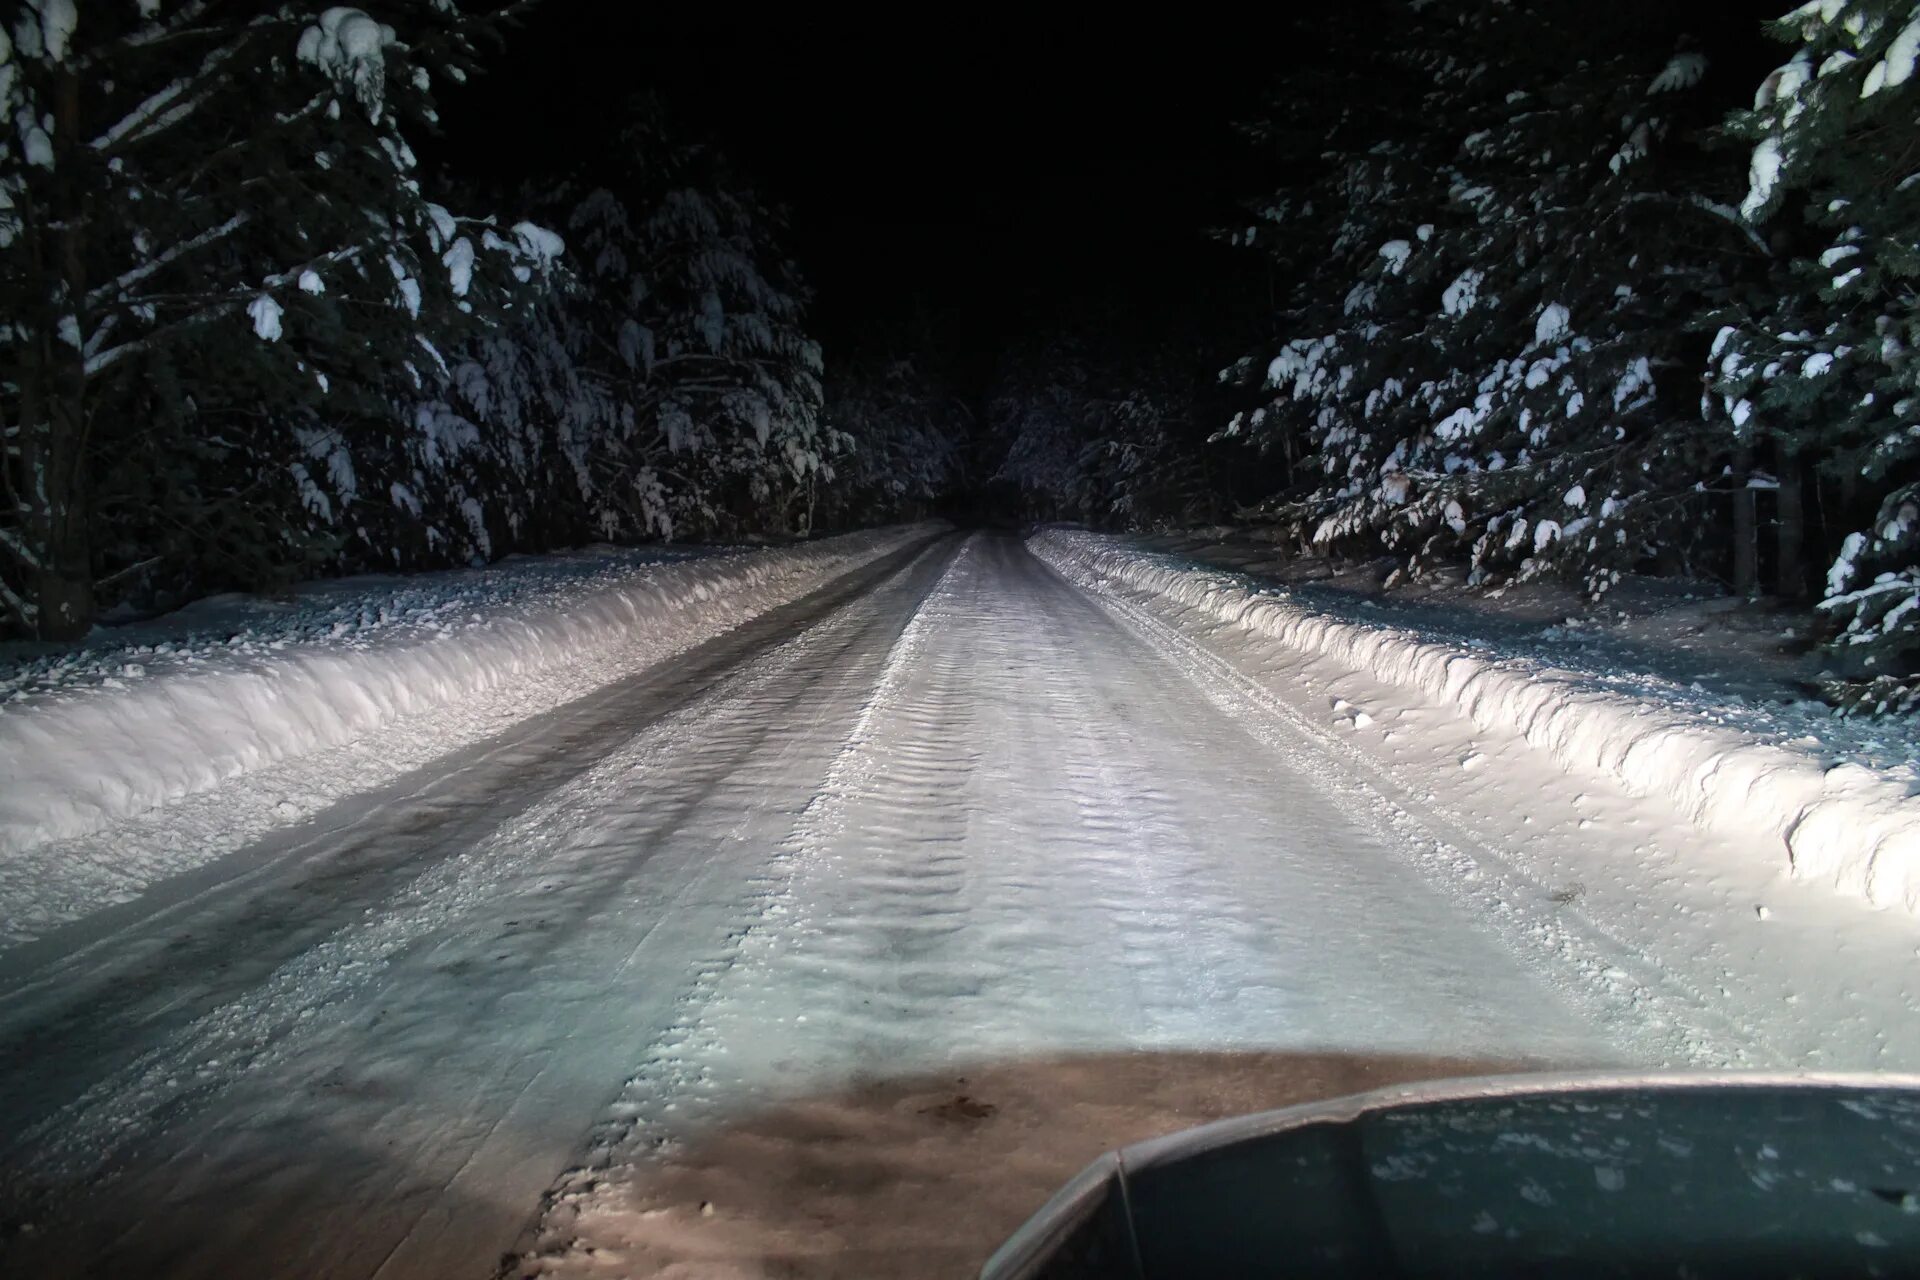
[1030,528,1920,915]
[0,524,937,941]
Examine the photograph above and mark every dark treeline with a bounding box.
[6,2,1920,711]
[992,0,1920,711]
[0,3,956,640]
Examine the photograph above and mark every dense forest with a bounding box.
[4,1,1919,707]
[1203,0,1920,706]
[0,2,962,641]
[1005,0,1920,709]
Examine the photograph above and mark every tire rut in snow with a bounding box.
[0,534,950,1145]
[0,539,966,1278]
[1059,559,1782,1070]
[510,532,1623,1279]
[517,535,974,1268]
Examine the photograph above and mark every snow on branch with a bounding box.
[0,521,44,572]
[91,27,255,153]
[86,212,249,311]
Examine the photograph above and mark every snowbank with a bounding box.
[0,526,936,863]
[1031,529,1920,914]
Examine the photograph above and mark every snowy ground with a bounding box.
[0,526,930,942]
[1037,529,1920,914]
[1135,526,1920,776]
[2,545,704,706]
[2,530,1917,1278]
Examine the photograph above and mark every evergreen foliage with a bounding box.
[0,0,554,634]
[1221,2,1756,597]
[991,327,1233,530]
[1717,0,1920,686]
[0,9,857,637]
[818,355,969,528]
[434,113,833,552]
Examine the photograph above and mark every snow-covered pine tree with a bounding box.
[1716,0,1920,707]
[820,355,968,527]
[991,327,1223,529]
[0,1,555,636]
[607,154,829,539]
[439,110,829,546]
[1212,2,1434,517]
[989,333,1096,521]
[1223,2,1752,597]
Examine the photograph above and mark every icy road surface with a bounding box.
[1,531,1916,1279]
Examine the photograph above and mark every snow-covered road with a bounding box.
[1,531,1915,1279]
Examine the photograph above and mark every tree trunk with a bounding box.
[35,522,93,638]
[18,334,92,640]
[1776,444,1806,601]
[34,65,93,640]
[1731,448,1759,597]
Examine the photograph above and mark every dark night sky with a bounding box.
[435,7,1790,373]
[434,16,1281,366]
